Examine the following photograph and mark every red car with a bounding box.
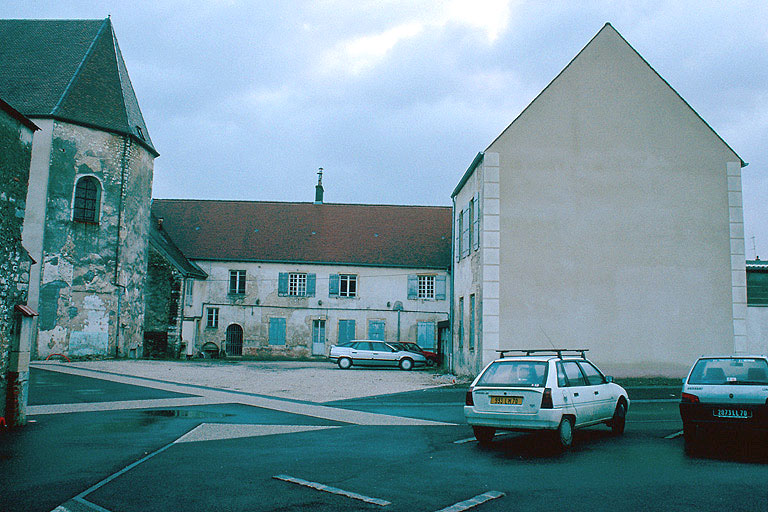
[396,342,439,366]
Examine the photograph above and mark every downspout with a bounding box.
[113,135,131,356]
[449,195,456,374]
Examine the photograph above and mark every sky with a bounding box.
[2,1,767,258]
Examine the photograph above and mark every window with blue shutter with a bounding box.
[407,275,418,299]
[461,208,470,258]
[417,321,436,349]
[278,273,288,296]
[329,274,340,296]
[306,273,316,297]
[269,317,286,345]
[456,213,462,261]
[435,274,447,300]
[473,199,481,250]
[338,319,355,344]
[368,320,385,341]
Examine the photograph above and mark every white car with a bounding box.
[464,349,629,450]
[679,355,768,453]
[328,340,427,370]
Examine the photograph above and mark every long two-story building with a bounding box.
[149,184,452,359]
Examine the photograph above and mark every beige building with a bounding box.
[451,24,746,377]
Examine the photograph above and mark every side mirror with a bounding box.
[682,378,686,384]
[605,376,614,383]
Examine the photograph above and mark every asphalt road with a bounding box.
[1,367,766,512]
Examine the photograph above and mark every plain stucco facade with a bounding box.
[452,24,744,377]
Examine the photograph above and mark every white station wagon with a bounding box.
[464,349,630,450]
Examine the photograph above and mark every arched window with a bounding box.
[225,324,243,356]
[73,176,100,222]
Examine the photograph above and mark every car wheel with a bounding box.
[610,400,627,436]
[426,359,435,367]
[556,416,574,451]
[399,358,414,371]
[337,357,352,370]
[473,426,495,446]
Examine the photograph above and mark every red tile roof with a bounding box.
[152,199,452,269]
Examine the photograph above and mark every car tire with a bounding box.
[399,358,414,371]
[610,400,627,436]
[473,426,495,446]
[337,357,352,370]
[556,416,574,451]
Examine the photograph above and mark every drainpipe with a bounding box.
[449,195,456,374]
[113,135,131,357]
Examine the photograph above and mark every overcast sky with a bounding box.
[3,1,767,258]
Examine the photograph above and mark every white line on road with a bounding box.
[273,474,392,506]
[434,491,506,512]
[453,437,476,444]
[665,430,684,439]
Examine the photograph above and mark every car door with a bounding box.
[578,360,615,421]
[560,361,593,425]
[370,342,397,366]
[351,341,373,365]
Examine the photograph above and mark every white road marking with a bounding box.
[665,430,684,439]
[434,491,505,512]
[453,437,476,444]
[28,396,228,415]
[73,496,114,512]
[174,423,340,443]
[273,474,392,506]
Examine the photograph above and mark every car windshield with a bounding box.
[688,358,768,385]
[401,343,422,352]
[476,361,547,387]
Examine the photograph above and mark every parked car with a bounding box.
[679,355,768,453]
[328,340,427,370]
[464,349,629,450]
[393,342,439,366]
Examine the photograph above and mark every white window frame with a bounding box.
[418,275,436,299]
[339,274,357,297]
[229,270,246,295]
[288,272,307,296]
[206,307,219,328]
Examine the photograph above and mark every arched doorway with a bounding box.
[225,324,243,356]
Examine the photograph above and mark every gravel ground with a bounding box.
[58,360,465,403]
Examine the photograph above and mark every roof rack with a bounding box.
[495,349,589,359]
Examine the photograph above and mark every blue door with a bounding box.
[312,319,326,355]
[368,320,385,341]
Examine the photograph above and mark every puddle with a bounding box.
[141,409,233,419]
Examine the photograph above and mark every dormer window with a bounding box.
[136,125,145,140]
[73,176,100,223]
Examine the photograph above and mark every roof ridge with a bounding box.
[51,17,109,116]
[152,198,451,208]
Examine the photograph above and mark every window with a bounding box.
[456,211,463,261]
[561,361,587,387]
[408,275,446,300]
[229,270,246,294]
[458,297,464,350]
[368,320,385,341]
[462,206,470,258]
[185,279,194,306]
[339,274,357,297]
[73,176,100,222]
[206,307,219,328]
[329,274,357,297]
[417,321,436,350]
[469,294,475,351]
[338,320,356,344]
[418,275,435,299]
[468,199,474,256]
[579,361,606,386]
[278,272,316,297]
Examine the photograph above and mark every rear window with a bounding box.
[688,358,768,385]
[477,361,548,387]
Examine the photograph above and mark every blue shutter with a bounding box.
[435,274,446,300]
[278,273,288,296]
[368,320,385,341]
[329,274,340,296]
[407,275,418,299]
[455,214,462,261]
[306,273,316,297]
[473,200,481,250]
[418,322,436,349]
[338,319,355,344]
[462,208,470,258]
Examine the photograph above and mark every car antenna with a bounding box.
[539,325,556,349]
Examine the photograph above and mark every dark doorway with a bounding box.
[225,324,243,356]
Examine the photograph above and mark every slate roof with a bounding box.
[151,199,452,269]
[149,214,208,279]
[0,18,157,155]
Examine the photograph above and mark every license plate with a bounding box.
[713,408,752,419]
[490,396,523,405]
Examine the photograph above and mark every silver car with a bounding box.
[328,340,427,370]
[680,355,768,453]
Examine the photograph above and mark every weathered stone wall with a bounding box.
[36,121,154,359]
[0,108,33,421]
